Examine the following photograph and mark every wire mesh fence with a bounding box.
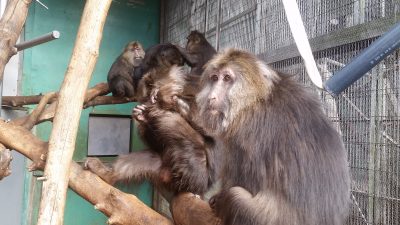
[162,1,400,224]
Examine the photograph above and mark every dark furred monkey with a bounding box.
[85,44,218,196]
[107,41,145,97]
[196,49,350,225]
[134,43,185,103]
[176,30,216,76]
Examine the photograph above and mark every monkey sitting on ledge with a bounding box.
[107,41,145,98]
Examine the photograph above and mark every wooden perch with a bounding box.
[0,0,32,82]
[2,94,57,107]
[21,92,57,130]
[36,0,113,224]
[9,82,109,127]
[84,95,135,108]
[0,121,47,171]
[2,82,109,108]
[0,144,12,180]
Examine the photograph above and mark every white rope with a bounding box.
[282,0,323,89]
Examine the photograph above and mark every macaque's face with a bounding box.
[186,33,202,51]
[196,67,236,135]
[159,47,184,67]
[126,42,145,66]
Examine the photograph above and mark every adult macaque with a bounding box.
[196,49,350,225]
[107,41,145,97]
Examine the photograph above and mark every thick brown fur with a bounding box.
[134,43,185,102]
[107,41,145,97]
[176,30,216,76]
[86,43,219,196]
[196,49,350,225]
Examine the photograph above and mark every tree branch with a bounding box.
[21,92,57,130]
[0,0,32,81]
[0,121,47,171]
[2,82,109,107]
[84,96,135,108]
[9,82,110,126]
[0,144,12,180]
[2,94,57,107]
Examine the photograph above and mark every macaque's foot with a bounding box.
[209,193,220,211]
[84,157,115,185]
[132,104,147,122]
[84,157,102,170]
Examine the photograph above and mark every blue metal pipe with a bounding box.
[324,22,400,96]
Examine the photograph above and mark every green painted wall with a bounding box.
[21,0,160,224]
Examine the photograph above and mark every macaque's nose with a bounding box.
[209,95,217,103]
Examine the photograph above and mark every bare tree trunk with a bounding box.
[36,0,112,224]
[0,0,32,81]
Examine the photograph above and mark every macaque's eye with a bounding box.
[211,74,218,82]
[223,74,231,82]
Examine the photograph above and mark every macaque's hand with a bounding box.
[132,104,147,122]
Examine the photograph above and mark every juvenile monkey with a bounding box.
[134,43,185,103]
[85,43,219,196]
[107,41,145,97]
[195,49,350,225]
[176,30,216,76]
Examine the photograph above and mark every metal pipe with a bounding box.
[204,0,209,32]
[15,30,60,51]
[324,22,400,96]
[215,0,222,50]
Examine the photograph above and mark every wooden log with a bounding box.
[2,94,57,107]
[0,144,12,180]
[0,121,47,171]
[36,0,113,224]
[0,0,32,82]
